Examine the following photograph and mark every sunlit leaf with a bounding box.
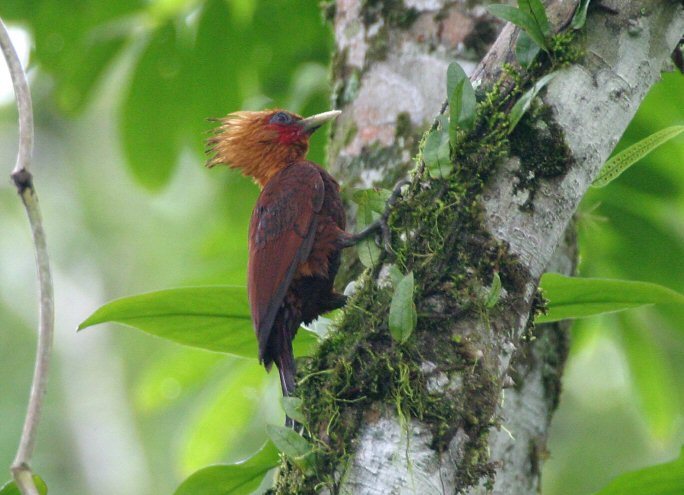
[537,274,684,323]
[389,272,417,343]
[0,476,48,495]
[487,4,547,51]
[179,360,272,474]
[509,72,556,132]
[446,62,476,138]
[78,286,318,358]
[281,397,306,425]
[618,313,678,442]
[592,446,684,495]
[592,125,684,187]
[174,441,279,495]
[134,348,224,414]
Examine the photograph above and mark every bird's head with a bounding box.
[206,109,341,187]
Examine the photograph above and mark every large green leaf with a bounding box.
[179,360,273,474]
[0,476,48,495]
[592,446,684,495]
[537,274,684,323]
[183,0,243,149]
[618,313,678,442]
[28,0,142,114]
[120,22,185,190]
[134,348,224,414]
[78,286,318,358]
[174,441,279,495]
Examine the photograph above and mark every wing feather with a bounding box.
[247,163,324,360]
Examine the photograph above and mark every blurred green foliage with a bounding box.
[0,1,682,494]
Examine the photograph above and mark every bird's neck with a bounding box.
[247,145,308,188]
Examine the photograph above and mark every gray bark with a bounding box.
[309,1,684,494]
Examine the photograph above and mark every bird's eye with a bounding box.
[269,111,292,125]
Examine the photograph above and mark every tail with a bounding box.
[276,342,296,397]
[275,338,297,428]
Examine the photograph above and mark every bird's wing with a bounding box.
[248,164,325,360]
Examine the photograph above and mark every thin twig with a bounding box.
[0,17,54,495]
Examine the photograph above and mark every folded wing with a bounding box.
[247,163,324,361]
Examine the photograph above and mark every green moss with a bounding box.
[549,30,584,67]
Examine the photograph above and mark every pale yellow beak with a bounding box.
[299,110,342,134]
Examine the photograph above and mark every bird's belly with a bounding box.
[296,217,342,279]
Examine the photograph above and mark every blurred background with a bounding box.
[0,1,682,494]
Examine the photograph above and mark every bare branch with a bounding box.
[0,17,55,495]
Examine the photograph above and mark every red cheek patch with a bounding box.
[276,126,305,145]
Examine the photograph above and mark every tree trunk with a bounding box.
[276,1,684,493]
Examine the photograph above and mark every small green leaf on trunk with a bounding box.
[571,0,591,30]
[389,272,417,343]
[485,272,502,309]
[281,397,307,425]
[266,424,314,470]
[509,72,556,132]
[446,62,476,139]
[423,127,452,178]
[516,31,541,67]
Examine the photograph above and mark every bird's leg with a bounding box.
[340,178,410,251]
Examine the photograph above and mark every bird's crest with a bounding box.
[206,110,309,187]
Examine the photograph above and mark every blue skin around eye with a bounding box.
[270,112,292,125]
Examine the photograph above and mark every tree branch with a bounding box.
[0,17,55,495]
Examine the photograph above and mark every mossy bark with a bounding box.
[273,1,684,493]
